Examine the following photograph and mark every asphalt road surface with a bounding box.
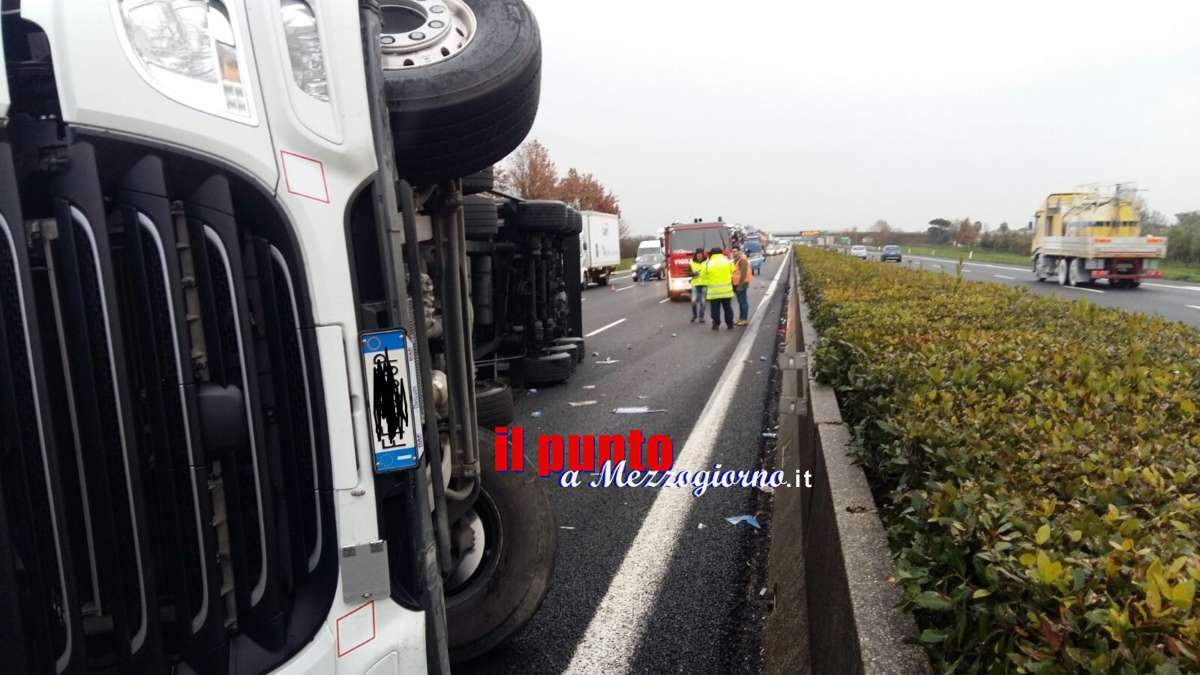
[902,254,1200,329]
[464,256,791,674]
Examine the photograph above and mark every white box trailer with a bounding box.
[581,211,622,285]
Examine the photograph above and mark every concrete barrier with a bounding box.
[763,255,930,675]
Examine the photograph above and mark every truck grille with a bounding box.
[0,131,336,674]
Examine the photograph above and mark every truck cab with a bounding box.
[0,2,560,673]
[662,221,731,300]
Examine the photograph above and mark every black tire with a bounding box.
[520,351,573,385]
[463,195,500,239]
[463,166,496,196]
[447,428,556,663]
[511,200,569,233]
[564,208,583,235]
[475,380,514,428]
[384,0,542,183]
[552,337,585,363]
[596,273,609,287]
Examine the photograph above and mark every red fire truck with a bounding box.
[663,221,732,300]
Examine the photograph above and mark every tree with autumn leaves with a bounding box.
[498,140,628,238]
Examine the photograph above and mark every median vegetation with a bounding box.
[797,247,1200,673]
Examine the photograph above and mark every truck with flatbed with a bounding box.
[1031,188,1166,288]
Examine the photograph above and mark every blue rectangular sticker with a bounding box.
[361,329,424,473]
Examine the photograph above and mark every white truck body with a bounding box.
[581,211,621,284]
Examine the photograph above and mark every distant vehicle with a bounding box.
[635,252,666,280]
[1031,187,1165,289]
[637,239,664,258]
[881,244,902,262]
[744,237,766,275]
[581,211,622,285]
[663,221,732,300]
[850,245,869,259]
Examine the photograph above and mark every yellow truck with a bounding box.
[1031,187,1167,288]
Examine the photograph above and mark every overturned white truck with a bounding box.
[0,1,573,673]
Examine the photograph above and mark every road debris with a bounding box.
[531,411,544,418]
[568,401,598,408]
[759,587,767,597]
[762,432,778,439]
[595,358,621,365]
[671,333,677,337]
[637,395,650,400]
[582,385,597,390]
[759,356,767,361]
[612,406,667,414]
[560,526,576,531]
[698,522,706,530]
[725,515,761,529]
[592,351,600,357]
[527,388,538,396]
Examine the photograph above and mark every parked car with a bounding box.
[881,244,903,262]
[850,245,869,259]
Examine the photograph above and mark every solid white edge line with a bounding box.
[994,274,1016,280]
[564,260,788,674]
[1146,283,1200,292]
[613,285,634,293]
[658,297,671,304]
[1188,305,1200,311]
[584,318,627,338]
[1065,285,1105,294]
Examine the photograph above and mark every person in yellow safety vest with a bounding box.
[688,248,708,323]
[702,247,735,331]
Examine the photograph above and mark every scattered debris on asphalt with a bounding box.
[531,411,544,418]
[698,523,706,530]
[612,406,667,414]
[568,401,598,408]
[671,333,677,337]
[762,432,778,439]
[595,358,621,365]
[560,526,576,531]
[592,351,600,357]
[759,587,767,597]
[725,515,762,529]
[637,395,650,400]
[582,385,597,390]
[527,389,538,396]
[759,356,767,361]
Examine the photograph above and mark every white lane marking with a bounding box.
[584,318,627,338]
[1145,283,1200,292]
[994,274,1016,280]
[611,273,634,281]
[1065,285,1105,294]
[566,261,787,674]
[909,255,1028,273]
[613,285,635,293]
[658,297,671,304]
[1188,305,1200,311]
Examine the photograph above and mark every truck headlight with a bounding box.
[118,0,255,121]
[281,0,329,101]
[121,0,217,81]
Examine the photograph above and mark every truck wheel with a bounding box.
[462,166,495,196]
[382,0,542,183]
[1056,258,1069,286]
[1033,255,1047,282]
[596,273,609,287]
[476,380,514,427]
[564,208,583,235]
[447,428,556,663]
[507,200,570,233]
[552,337,585,363]
[463,195,500,239]
[544,344,580,363]
[520,351,573,385]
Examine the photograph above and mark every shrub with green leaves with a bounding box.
[797,247,1200,674]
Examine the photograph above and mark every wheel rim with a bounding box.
[380,0,478,69]
[1058,260,1067,285]
[446,490,503,604]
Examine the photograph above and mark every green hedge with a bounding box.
[797,248,1200,674]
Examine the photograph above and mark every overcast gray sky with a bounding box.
[521,0,1200,235]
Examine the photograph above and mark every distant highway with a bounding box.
[903,254,1200,329]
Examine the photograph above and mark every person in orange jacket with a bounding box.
[730,245,752,326]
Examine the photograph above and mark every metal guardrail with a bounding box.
[763,252,929,675]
